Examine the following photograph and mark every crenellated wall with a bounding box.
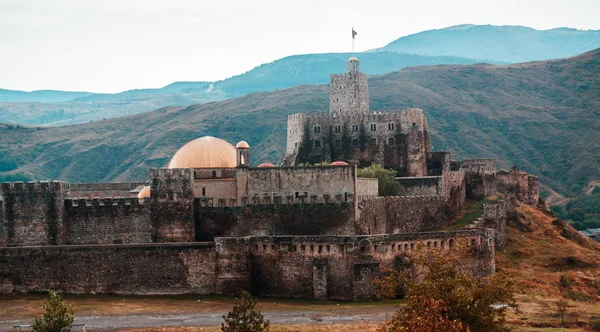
[396,176,443,196]
[68,182,145,199]
[63,198,150,245]
[460,159,497,199]
[149,168,195,243]
[358,195,446,234]
[496,167,540,205]
[194,202,356,241]
[0,181,69,246]
[216,229,495,301]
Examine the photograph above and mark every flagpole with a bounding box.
[352,27,355,56]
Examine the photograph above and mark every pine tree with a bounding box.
[31,292,74,332]
[221,291,270,332]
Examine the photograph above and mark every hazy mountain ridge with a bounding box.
[376,24,600,63]
[1,49,598,196]
[3,24,600,126]
[0,89,93,103]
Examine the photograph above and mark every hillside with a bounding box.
[0,52,482,126]
[376,24,600,63]
[0,49,599,195]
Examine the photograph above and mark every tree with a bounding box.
[221,291,270,332]
[357,164,399,196]
[375,243,516,332]
[556,300,569,327]
[31,292,74,332]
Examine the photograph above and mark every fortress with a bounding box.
[0,57,540,301]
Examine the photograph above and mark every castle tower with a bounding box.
[329,57,369,116]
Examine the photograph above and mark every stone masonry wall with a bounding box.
[396,176,442,196]
[63,198,151,245]
[194,202,356,241]
[496,167,540,205]
[482,195,516,248]
[358,196,446,234]
[68,183,145,198]
[443,170,467,220]
[0,243,217,295]
[217,229,495,301]
[461,159,497,200]
[0,181,69,246]
[150,168,195,243]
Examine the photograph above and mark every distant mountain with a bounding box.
[0,89,92,103]
[374,24,600,63]
[0,52,484,126]
[1,49,598,196]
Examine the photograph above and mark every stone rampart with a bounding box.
[396,176,442,196]
[0,181,69,246]
[68,182,145,198]
[194,202,356,241]
[497,167,540,205]
[0,243,217,295]
[358,195,446,234]
[63,198,151,245]
[216,228,495,300]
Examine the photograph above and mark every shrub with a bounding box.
[375,243,516,332]
[357,164,399,196]
[221,291,269,332]
[31,292,74,332]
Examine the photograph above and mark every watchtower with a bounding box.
[330,57,369,116]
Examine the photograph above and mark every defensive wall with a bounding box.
[68,182,145,198]
[496,167,540,205]
[0,229,494,301]
[459,159,497,199]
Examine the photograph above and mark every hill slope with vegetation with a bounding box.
[0,49,598,196]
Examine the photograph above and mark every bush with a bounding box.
[375,243,516,332]
[31,292,74,332]
[589,318,600,332]
[222,291,269,332]
[357,164,399,196]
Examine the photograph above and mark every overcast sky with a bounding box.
[1,0,599,93]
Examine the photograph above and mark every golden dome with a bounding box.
[168,136,237,169]
[348,56,359,61]
[137,186,150,199]
[236,141,250,149]
[257,163,275,168]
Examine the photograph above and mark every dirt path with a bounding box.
[2,307,393,331]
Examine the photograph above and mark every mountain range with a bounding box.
[1,48,599,197]
[2,25,600,126]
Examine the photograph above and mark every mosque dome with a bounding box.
[257,163,275,168]
[331,161,349,166]
[236,141,250,149]
[348,56,359,61]
[168,136,237,169]
[137,186,150,199]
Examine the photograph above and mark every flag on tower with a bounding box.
[352,28,357,39]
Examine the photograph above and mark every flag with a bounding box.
[352,28,357,39]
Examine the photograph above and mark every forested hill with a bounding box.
[1,49,599,196]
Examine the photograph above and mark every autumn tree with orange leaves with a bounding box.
[376,242,516,332]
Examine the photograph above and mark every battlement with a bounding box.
[288,108,426,123]
[215,228,494,257]
[460,159,497,173]
[64,197,143,208]
[1,181,70,195]
[150,168,193,179]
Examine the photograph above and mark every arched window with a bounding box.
[212,170,217,178]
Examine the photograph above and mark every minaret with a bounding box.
[329,56,369,116]
[236,141,250,167]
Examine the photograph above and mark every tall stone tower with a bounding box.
[329,57,369,116]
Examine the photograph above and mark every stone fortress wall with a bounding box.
[0,229,494,301]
